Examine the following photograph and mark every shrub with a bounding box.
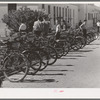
[2,6,48,32]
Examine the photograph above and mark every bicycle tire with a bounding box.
[53,41,64,59]
[63,41,69,56]
[3,52,29,82]
[44,46,57,65]
[25,51,42,74]
[38,49,49,71]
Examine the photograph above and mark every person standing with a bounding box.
[62,20,67,31]
[67,21,71,30]
[42,16,50,37]
[19,20,27,32]
[79,19,87,44]
[79,20,82,26]
[96,20,100,32]
[33,16,43,37]
[55,19,61,40]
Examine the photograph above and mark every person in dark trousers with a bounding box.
[33,16,43,37]
[96,20,100,32]
[79,20,87,44]
[42,16,50,37]
[55,19,61,40]
[67,21,71,30]
[61,20,67,31]
[79,20,82,26]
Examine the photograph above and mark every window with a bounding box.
[59,7,61,17]
[65,8,67,21]
[88,13,93,20]
[62,8,64,18]
[57,7,58,17]
[8,4,16,12]
[73,9,75,25]
[70,9,71,19]
[54,6,56,24]
[73,9,75,18]
[42,4,45,9]
[48,5,51,14]
[68,8,69,21]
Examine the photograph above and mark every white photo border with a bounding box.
[0,1,100,99]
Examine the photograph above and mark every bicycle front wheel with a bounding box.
[27,51,42,74]
[44,46,57,65]
[3,52,29,82]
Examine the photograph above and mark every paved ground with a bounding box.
[2,37,100,88]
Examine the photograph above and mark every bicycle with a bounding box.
[0,37,29,82]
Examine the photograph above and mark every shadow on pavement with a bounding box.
[89,44,100,45]
[77,49,93,53]
[67,55,85,57]
[23,78,57,83]
[52,64,74,66]
[60,57,77,60]
[43,69,74,72]
[69,51,84,54]
[35,73,66,76]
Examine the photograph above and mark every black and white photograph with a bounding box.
[0,2,100,89]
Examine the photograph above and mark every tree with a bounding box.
[2,6,48,32]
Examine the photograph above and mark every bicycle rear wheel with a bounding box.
[54,41,64,59]
[44,46,57,65]
[38,49,49,71]
[63,41,69,56]
[3,52,29,82]
[27,51,42,74]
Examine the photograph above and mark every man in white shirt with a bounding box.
[79,20,87,44]
[18,20,27,40]
[55,19,61,40]
[33,16,43,37]
[97,20,100,32]
[19,21,26,32]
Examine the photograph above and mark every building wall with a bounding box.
[0,3,100,37]
[37,4,79,28]
[17,4,39,10]
[76,4,100,27]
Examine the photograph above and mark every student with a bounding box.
[33,16,43,37]
[19,20,26,32]
[96,20,100,32]
[79,20,87,43]
[62,20,67,31]
[79,20,82,26]
[67,21,71,29]
[42,16,50,37]
[55,19,61,40]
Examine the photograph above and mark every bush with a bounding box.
[2,7,48,32]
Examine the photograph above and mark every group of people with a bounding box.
[19,16,72,40]
[55,19,87,40]
[19,16,50,38]
[19,16,89,42]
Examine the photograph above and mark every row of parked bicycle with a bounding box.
[0,27,99,82]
